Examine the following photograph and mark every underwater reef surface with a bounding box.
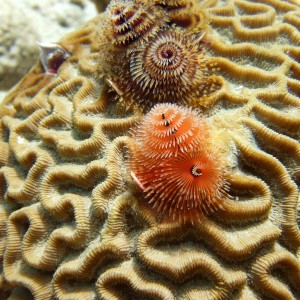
[0,0,300,299]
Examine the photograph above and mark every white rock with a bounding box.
[0,0,97,103]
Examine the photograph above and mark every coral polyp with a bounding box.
[130,145,229,224]
[131,103,209,158]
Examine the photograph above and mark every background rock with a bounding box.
[0,0,98,103]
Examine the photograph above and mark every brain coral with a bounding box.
[0,0,300,299]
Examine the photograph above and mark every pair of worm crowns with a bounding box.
[97,0,216,111]
[97,0,229,223]
[129,104,230,224]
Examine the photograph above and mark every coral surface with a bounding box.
[0,0,300,299]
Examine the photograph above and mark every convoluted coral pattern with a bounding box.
[0,0,300,299]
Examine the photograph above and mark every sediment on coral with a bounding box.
[0,0,299,299]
